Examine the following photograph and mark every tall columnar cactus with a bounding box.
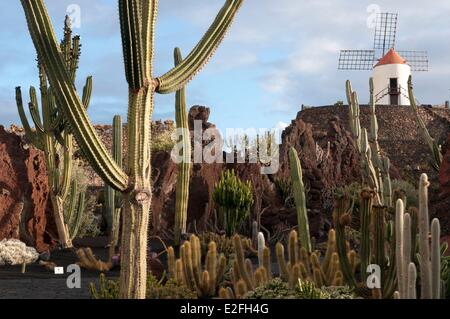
[431,218,441,299]
[20,0,244,298]
[418,174,432,298]
[15,17,90,248]
[368,78,385,202]
[381,157,392,207]
[359,189,373,282]
[104,115,123,256]
[395,199,406,297]
[407,76,442,171]
[288,147,312,253]
[173,48,192,245]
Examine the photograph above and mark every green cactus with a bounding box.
[394,174,441,299]
[346,80,362,152]
[213,170,254,236]
[395,199,406,297]
[15,16,89,248]
[288,147,312,253]
[334,195,357,288]
[418,174,432,298]
[20,0,243,298]
[346,80,388,206]
[407,76,442,171]
[359,189,373,282]
[173,48,192,245]
[104,115,123,257]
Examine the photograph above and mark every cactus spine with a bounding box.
[173,48,192,245]
[21,0,243,298]
[407,76,442,171]
[288,147,312,253]
[15,17,89,248]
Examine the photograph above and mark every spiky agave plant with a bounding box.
[20,0,244,298]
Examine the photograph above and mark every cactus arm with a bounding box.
[27,87,45,133]
[118,0,147,90]
[70,192,85,240]
[15,87,43,149]
[408,76,442,171]
[82,76,93,109]
[173,47,192,244]
[156,0,244,94]
[142,0,158,78]
[21,0,128,191]
[58,132,73,200]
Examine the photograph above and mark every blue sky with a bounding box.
[1,0,450,133]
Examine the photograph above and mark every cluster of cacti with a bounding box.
[222,231,354,299]
[198,232,257,258]
[288,148,312,253]
[21,0,243,298]
[407,76,443,171]
[173,48,192,245]
[395,174,442,299]
[333,190,397,297]
[16,16,89,248]
[89,273,120,300]
[76,247,113,272]
[346,79,393,207]
[167,235,227,298]
[275,230,351,288]
[213,170,254,236]
[104,115,123,258]
[346,80,380,204]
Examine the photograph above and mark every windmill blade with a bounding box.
[373,12,398,54]
[338,50,375,70]
[397,50,429,71]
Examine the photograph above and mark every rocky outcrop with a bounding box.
[151,107,281,237]
[437,133,450,232]
[269,114,361,238]
[0,126,55,252]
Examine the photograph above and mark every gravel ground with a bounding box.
[0,237,119,299]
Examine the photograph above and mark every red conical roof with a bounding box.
[374,48,407,67]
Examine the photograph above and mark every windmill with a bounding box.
[338,12,429,105]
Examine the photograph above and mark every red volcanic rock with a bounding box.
[276,114,361,238]
[436,133,450,232]
[0,126,56,252]
[439,133,450,198]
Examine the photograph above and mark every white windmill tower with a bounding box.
[338,13,429,106]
